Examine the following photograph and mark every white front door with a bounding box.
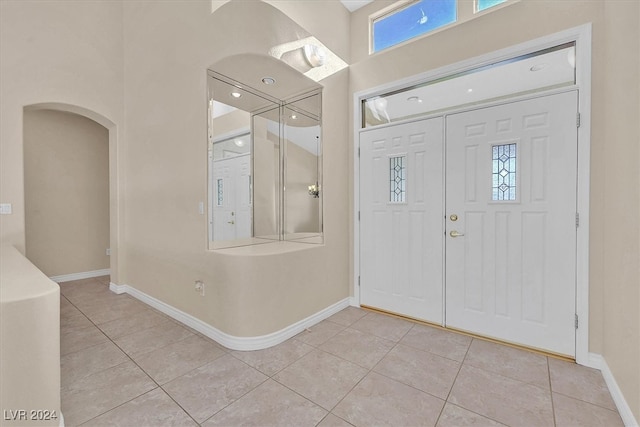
[360,117,444,324]
[445,91,578,357]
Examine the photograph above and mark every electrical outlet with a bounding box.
[106,248,111,256]
[195,280,205,296]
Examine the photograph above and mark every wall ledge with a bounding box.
[588,353,639,427]
[109,282,350,351]
[50,268,110,283]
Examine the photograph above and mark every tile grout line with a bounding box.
[548,355,559,427]
[310,316,418,420]
[62,283,623,426]
[434,336,474,426]
[62,282,203,426]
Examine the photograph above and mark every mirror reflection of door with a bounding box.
[207,68,323,249]
[207,71,278,247]
[210,132,251,241]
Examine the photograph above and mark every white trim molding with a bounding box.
[109,282,350,351]
[588,353,639,427]
[50,268,110,283]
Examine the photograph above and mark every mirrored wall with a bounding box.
[208,71,322,249]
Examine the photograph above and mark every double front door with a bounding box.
[359,92,578,357]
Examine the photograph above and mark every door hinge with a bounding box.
[576,112,581,128]
[575,314,579,329]
[358,147,361,157]
[575,212,580,228]
[358,276,361,287]
[358,211,360,221]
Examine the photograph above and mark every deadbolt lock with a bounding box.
[450,214,458,222]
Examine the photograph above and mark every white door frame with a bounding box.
[353,24,592,365]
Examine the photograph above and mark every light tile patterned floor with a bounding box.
[59,277,623,427]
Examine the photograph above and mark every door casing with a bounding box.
[353,24,592,365]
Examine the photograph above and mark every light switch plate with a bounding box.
[0,203,12,215]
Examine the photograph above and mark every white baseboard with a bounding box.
[588,352,638,427]
[585,352,603,370]
[349,296,359,307]
[109,282,350,351]
[50,269,110,283]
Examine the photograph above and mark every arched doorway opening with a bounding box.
[23,103,120,283]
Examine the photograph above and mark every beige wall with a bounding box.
[122,0,351,336]
[0,0,124,282]
[24,110,110,277]
[2,0,637,419]
[350,0,639,419]
[600,0,640,418]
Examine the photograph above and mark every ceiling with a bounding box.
[340,0,374,12]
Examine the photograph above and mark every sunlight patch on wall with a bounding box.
[269,36,348,82]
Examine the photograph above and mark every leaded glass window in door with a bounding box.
[390,155,406,203]
[492,143,517,201]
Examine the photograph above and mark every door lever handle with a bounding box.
[449,230,464,237]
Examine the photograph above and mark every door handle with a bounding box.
[449,230,464,237]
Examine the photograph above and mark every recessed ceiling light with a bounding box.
[230,92,242,98]
[290,114,297,120]
[407,96,422,103]
[262,77,276,85]
[530,64,547,72]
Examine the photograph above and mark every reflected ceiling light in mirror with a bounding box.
[234,138,245,147]
[269,36,348,82]
[230,91,242,98]
[290,114,297,119]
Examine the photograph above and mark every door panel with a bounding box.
[445,91,578,356]
[360,118,444,324]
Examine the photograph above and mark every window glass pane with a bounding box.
[492,143,517,201]
[390,156,406,203]
[477,0,506,12]
[373,0,457,53]
[216,179,224,206]
[362,43,575,128]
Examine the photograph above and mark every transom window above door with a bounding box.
[362,42,576,127]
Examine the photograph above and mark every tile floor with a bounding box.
[59,276,623,427]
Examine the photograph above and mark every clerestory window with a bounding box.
[371,0,518,53]
[372,0,456,53]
